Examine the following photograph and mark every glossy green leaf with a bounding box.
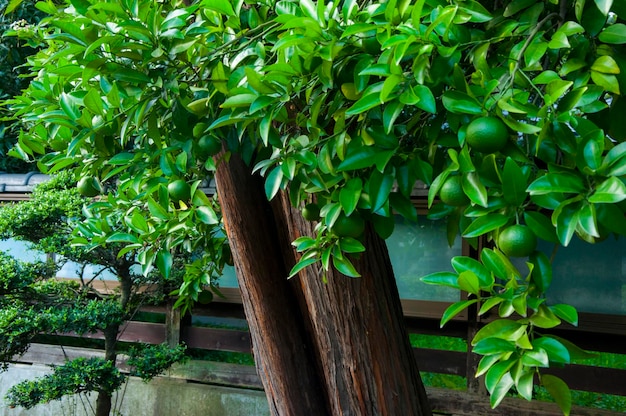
[196,205,219,225]
[462,213,509,238]
[527,172,586,195]
[339,178,362,216]
[485,360,515,396]
[462,171,488,207]
[589,176,626,203]
[598,23,626,44]
[542,375,572,416]
[480,248,520,280]
[457,271,480,295]
[156,249,173,279]
[442,91,483,114]
[339,237,366,253]
[473,337,517,355]
[413,85,436,113]
[368,170,394,212]
[421,271,460,289]
[264,166,283,200]
[530,304,562,329]
[502,158,527,206]
[337,146,378,171]
[524,211,559,244]
[472,319,525,345]
[106,232,140,244]
[529,251,553,293]
[345,91,383,116]
[451,256,493,290]
[333,254,360,277]
[550,304,578,326]
[516,371,535,401]
[288,257,318,278]
[440,299,478,327]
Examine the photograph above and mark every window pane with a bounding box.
[387,216,461,302]
[546,237,626,316]
[0,239,46,262]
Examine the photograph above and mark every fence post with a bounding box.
[165,299,181,347]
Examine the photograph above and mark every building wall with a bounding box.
[0,363,270,416]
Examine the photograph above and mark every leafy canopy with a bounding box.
[4,0,626,413]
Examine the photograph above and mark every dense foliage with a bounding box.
[0,0,43,172]
[0,174,186,412]
[3,0,626,414]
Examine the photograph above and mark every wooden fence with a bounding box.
[13,286,626,416]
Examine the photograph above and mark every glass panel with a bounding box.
[387,216,462,302]
[218,265,238,288]
[0,239,46,262]
[215,216,463,302]
[545,237,626,316]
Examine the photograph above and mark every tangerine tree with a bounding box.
[3,0,626,414]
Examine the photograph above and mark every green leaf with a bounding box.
[542,375,572,416]
[440,299,478,327]
[591,55,620,74]
[462,213,509,238]
[203,0,235,16]
[451,256,493,289]
[594,0,613,15]
[156,250,173,279]
[524,211,559,244]
[529,251,553,293]
[421,271,460,289]
[442,91,483,114]
[339,178,362,216]
[106,232,139,244]
[527,173,585,195]
[413,85,436,113]
[196,205,219,225]
[473,337,517,355]
[345,90,383,116]
[502,158,527,206]
[265,167,283,200]
[462,171,488,207]
[337,146,378,171]
[550,304,578,326]
[472,319,525,345]
[530,304,562,329]
[289,257,318,278]
[369,170,394,212]
[333,254,360,277]
[521,349,550,367]
[589,176,626,203]
[598,23,626,44]
[486,360,515,397]
[457,271,480,295]
[339,237,366,253]
[481,248,519,280]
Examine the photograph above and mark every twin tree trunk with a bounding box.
[215,152,432,416]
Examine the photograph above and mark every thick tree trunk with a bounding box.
[273,192,433,416]
[214,150,432,415]
[214,152,329,416]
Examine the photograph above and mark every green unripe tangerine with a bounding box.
[331,213,366,238]
[465,116,509,154]
[168,179,191,202]
[498,225,537,258]
[439,176,470,207]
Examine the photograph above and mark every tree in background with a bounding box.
[0,0,42,172]
[4,0,626,415]
[0,172,186,416]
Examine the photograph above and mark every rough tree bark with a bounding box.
[215,150,432,415]
[214,152,330,415]
[273,192,433,416]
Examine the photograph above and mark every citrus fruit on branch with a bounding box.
[498,225,537,257]
[168,179,191,203]
[331,213,366,238]
[77,176,101,197]
[439,175,470,207]
[465,116,509,154]
[302,203,321,221]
